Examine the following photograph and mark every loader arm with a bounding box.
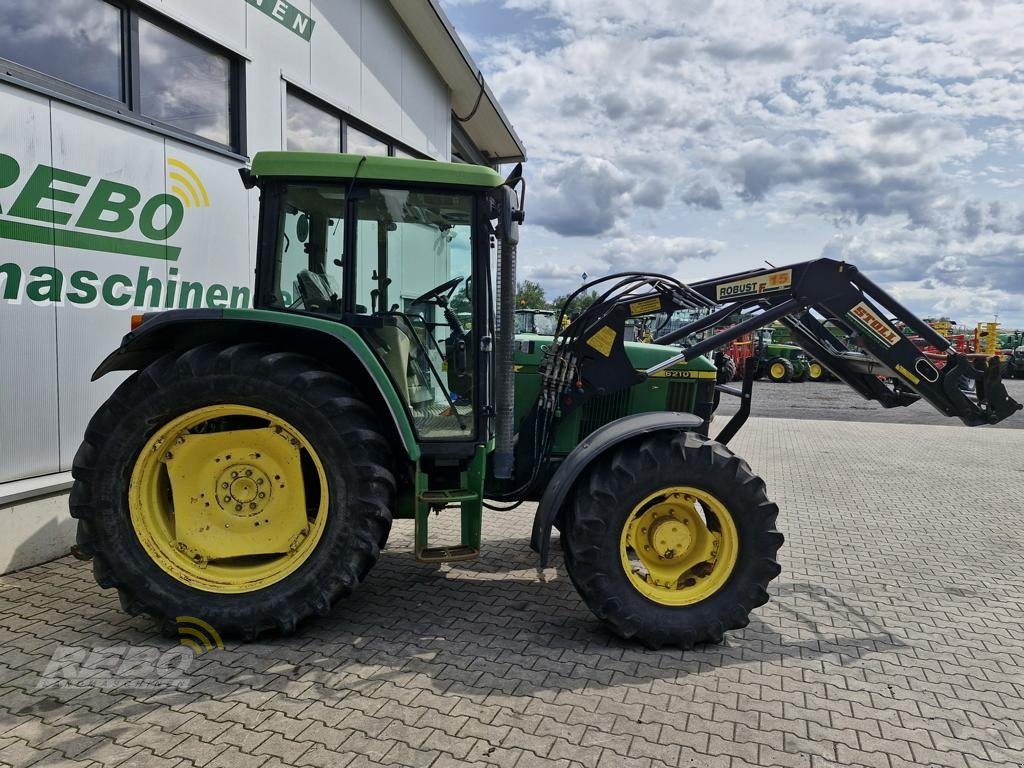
[536,258,1020,433]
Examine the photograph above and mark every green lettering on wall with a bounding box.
[76,180,141,233]
[178,280,203,308]
[0,262,22,299]
[26,266,63,302]
[67,270,100,305]
[206,283,229,308]
[245,0,315,41]
[9,165,89,225]
[139,194,185,241]
[134,266,164,308]
[0,154,20,214]
[229,285,251,308]
[102,273,133,307]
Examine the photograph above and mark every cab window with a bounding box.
[267,186,345,312]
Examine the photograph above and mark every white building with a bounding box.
[0,0,525,572]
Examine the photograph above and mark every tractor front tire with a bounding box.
[767,358,794,382]
[562,431,783,649]
[808,361,828,382]
[71,343,395,639]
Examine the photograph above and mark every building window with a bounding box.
[0,1,244,154]
[138,18,233,146]
[285,84,427,159]
[0,0,123,101]
[346,126,388,156]
[286,91,341,152]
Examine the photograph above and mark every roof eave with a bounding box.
[386,0,527,164]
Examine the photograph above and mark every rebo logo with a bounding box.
[0,153,208,262]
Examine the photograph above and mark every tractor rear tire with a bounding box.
[70,342,395,639]
[767,358,794,382]
[562,431,783,649]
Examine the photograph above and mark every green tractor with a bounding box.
[73,152,762,648]
[73,152,1020,647]
[751,328,810,382]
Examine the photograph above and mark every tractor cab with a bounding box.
[252,153,500,446]
[514,308,558,335]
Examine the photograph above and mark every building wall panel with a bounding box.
[0,85,60,482]
[49,104,167,469]
[359,0,405,139]
[310,0,363,115]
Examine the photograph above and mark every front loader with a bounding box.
[72,152,1021,648]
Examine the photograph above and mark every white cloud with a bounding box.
[443,0,1024,326]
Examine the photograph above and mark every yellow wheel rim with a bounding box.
[770,362,787,379]
[809,363,823,379]
[129,404,328,594]
[619,486,739,606]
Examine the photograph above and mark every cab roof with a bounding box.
[250,152,504,189]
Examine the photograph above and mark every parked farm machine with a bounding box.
[72,152,1021,648]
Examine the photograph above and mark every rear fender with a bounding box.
[530,411,704,566]
[92,308,420,460]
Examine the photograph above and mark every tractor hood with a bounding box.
[514,334,716,378]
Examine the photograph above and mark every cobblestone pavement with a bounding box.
[1,417,1022,768]
[716,378,1024,429]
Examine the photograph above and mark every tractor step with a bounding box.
[418,488,477,503]
[417,544,479,563]
[414,480,483,564]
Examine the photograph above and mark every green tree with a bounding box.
[551,289,600,319]
[515,280,547,309]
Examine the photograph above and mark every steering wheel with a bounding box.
[412,276,464,306]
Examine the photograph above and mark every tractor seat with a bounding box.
[295,270,339,312]
[369,324,416,404]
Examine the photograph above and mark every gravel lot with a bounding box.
[716,377,1024,429]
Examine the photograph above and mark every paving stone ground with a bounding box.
[1,416,1022,768]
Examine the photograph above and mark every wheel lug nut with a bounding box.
[249,502,257,509]
[246,469,253,476]
[223,495,231,502]
[222,482,229,488]
[258,492,265,499]
[235,504,242,512]
[231,471,239,478]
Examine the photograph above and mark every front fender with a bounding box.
[529,411,704,566]
[92,308,421,461]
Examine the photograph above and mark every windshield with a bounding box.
[532,313,557,335]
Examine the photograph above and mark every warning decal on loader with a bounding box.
[629,297,662,316]
[715,269,792,301]
[586,326,617,357]
[848,301,900,347]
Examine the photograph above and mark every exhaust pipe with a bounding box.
[493,181,522,479]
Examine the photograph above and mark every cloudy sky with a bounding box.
[441,0,1024,328]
